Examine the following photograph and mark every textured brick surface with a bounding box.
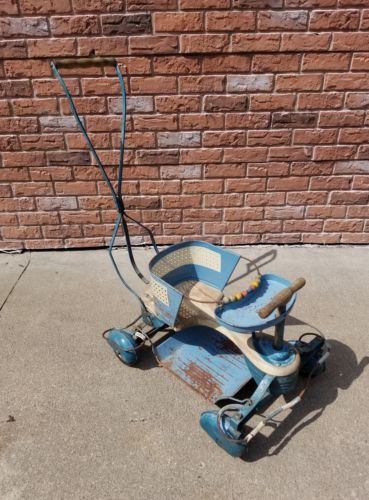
[0,2,369,248]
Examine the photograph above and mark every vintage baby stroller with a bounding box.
[52,57,330,457]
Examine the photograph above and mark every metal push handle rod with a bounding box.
[51,60,117,201]
[109,214,148,312]
[114,64,158,253]
[51,57,159,309]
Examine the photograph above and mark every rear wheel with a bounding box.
[105,329,139,366]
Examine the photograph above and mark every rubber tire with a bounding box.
[115,350,138,367]
[107,329,139,366]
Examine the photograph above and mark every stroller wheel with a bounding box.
[200,411,247,458]
[105,329,139,366]
[115,349,138,366]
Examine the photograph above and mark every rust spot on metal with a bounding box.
[182,361,222,401]
[160,359,173,371]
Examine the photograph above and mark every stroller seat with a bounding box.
[147,240,239,327]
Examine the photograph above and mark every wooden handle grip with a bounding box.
[257,278,306,319]
[54,57,117,69]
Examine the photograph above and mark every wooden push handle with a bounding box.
[257,278,306,319]
[54,57,117,69]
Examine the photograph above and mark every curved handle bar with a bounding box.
[257,278,306,319]
[51,56,159,313]
[54,57,117,69]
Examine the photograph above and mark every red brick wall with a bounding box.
[1,0,369,249]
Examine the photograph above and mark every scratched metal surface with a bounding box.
[157,326,252,402]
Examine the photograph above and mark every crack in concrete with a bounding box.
[0,253,31,315]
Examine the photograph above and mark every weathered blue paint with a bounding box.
[199,411,247,458]
[214,274,297,333]
[150,240,240,290]
[237,373,275,423]
[256,334,296,366]
[151,279,183,327]
[149,240,240,326]
[200,374,275,457]
[156,325,252,402]
[246,356,298,396]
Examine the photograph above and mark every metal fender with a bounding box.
[200,411,247,458]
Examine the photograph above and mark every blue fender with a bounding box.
[200,411,247,458]
[105,329,138,366]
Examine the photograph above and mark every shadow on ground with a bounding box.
[118,317,369,462]
[243,332,369,462]
[227,249,278,285]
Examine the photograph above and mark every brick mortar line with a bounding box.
[4,49,369,61]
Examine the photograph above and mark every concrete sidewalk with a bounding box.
[1,246,368,500]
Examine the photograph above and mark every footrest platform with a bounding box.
[156,326,252,403]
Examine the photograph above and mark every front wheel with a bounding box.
[200,411,247,458]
